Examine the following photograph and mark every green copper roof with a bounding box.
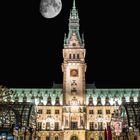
[7,88,140,106]
[64,0,83,46]
[73,0,76,9]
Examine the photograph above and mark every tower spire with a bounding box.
[73,0,76,9]
[71,0,78,18]
[65,0,84,45]
[62,0,86,106]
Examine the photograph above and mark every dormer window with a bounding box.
[138,95,140,102]
[105,96,110,105]
[15,95,19,103]
[55,96,60,105]
[47,95,52,105]
[122,96,126,104]
[88,95,93,105]
[130,96,134,102]
[97,96,102,106]
[23,94,27,103]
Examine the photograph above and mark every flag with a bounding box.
[104,128,107,140]
[107,125,112,140]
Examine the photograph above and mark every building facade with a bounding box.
[3,0,140,140]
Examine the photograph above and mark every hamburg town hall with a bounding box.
[0,0,140,140]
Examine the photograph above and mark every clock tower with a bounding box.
[62,0,86,105]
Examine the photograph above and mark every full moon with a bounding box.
[40,0,62,19]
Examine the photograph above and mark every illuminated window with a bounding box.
[55,136,59,140]
[55,110,59,114]
[46,109,51,114]
[69,54,71,59]
[130,96,134,102]
[71,122,78,129]
[38,109,42,114]
[77,54,80,59]
[107,122,110,126]
[46,122,50,130]
[71,136,78,140]
[98,122,103,130]
[47,95,52,105]
[55,96,60,105]
[55,122,59,130]
[89,122,94,130]
[95,123,97,129]
[73,54,75,59]
[37,122,42,130]
[106,110,110,114]
[97,110,102,114]
[97,96,102,105]
[89,110,94,114]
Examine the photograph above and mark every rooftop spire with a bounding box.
[73,0,76,9]
[67,0,81,44]
[64,0,84,46]
[71,0,78,18]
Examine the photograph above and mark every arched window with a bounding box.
[46,136,49,140]
[97,96,102,105]
[77,54,79,59]
[55,136,59,140]
[73,54,75,59]
[88,95,93,105]
[105,96,110,105]
[71,136,78,140]
[47,95,52,105]
[69,54,71,59]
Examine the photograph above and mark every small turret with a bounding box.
[66,0,83,45]
[55,95,60,105]
[23,93,27,103]
[122,95,126,104]
[88,94,93,105]
[47,94,52,105]
[31,94,35,104]
[15,94,19,103]
[39,94,43,105]
[105,95,110,105]
[138,91,140,102]
[97,96,102,106]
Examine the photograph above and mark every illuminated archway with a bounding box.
[71,135,78,140]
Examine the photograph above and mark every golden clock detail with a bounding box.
[70,69,78,77]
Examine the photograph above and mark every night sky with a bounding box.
[0,0,139,88]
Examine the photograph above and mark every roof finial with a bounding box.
[82,33,85,43]
[73,0,76,9]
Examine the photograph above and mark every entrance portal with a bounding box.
[71,136,78,140]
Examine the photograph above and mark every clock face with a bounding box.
[70,69,78,77]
